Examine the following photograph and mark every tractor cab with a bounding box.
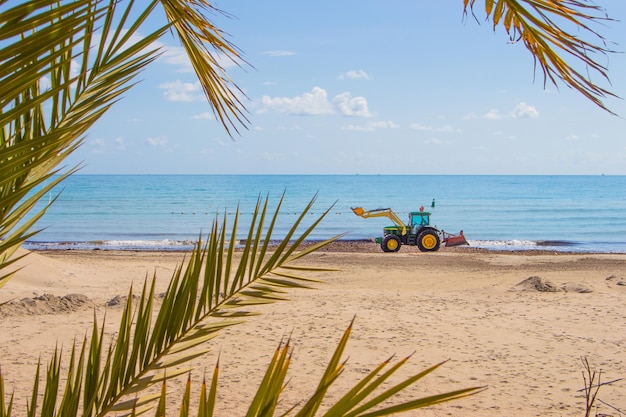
[409,211,430,230]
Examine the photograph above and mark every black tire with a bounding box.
[381,234,402,252]
[417,229,440,252]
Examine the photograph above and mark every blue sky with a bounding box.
[72,1,626,175]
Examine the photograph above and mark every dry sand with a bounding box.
[1,243,625,416]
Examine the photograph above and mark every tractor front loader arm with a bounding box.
[351,207,407,235]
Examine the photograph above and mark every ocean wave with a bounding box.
[468,239,577,249]
[23,240,198,251]
[23,237,626,254]
[467,239,626,253]
[23,238,288,251]
[469,239,538,247]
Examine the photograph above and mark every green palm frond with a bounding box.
[246,336,292,417]
[150,319,484,417]
[0,197,341,417]
[159,0,250,136]
[198,361,219,417]
[464,0,618,113]
[1,196,484,417]
[0,366,13,417]
[1,0,250,286]
[294,319,484,417]
[0,0,168,285]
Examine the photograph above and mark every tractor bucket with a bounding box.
[443,230,469,247]
[351,207,364,216]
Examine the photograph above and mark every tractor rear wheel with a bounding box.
[381,234,401,252]
[417,230,440,252]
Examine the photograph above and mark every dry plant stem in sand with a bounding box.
[580,356,624,417]
[581,357,602,417]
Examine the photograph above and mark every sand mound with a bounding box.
[513,277,594,293]
[0,293,93,316]
[513,276,561,292]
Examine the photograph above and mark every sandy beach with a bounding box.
[1,243,625,416]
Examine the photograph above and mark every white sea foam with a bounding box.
[469,239,538,248]
[104,239,196,247]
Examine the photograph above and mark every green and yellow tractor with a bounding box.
[351,206,468,253]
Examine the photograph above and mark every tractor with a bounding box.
[351,206,468,252]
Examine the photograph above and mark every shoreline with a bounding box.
[24,237,626,256]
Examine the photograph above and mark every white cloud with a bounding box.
[87,137,134,154]
[160,45,195,72]
[483,109,503,120]
[373,121,399,129]
[565,134,580,141]
[511,102,539,119]
[88,138,106,154]
[114,136,126,150]
[483,102,539,120]
[338,70,371,80]
[260,87,333,115]
[146,136,167,147]
[409,123,459,133]
[260,151,286,161]
[159,43,238,73]
[192,112,215,120]
[342,124,369,131]
[333,92,372,117]
[259,87,371,118]
[159,80,204,102]
[424,137,448,145]
[262,50,296,57]
[342,120,399,131]
[409,123,432,131]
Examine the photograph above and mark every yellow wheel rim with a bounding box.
[421,234,437,250]
[387,239,399,251]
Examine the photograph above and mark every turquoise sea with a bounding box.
[22,175,626,253]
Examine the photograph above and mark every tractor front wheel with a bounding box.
[417,230,441,252]
[381,234,401,252]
